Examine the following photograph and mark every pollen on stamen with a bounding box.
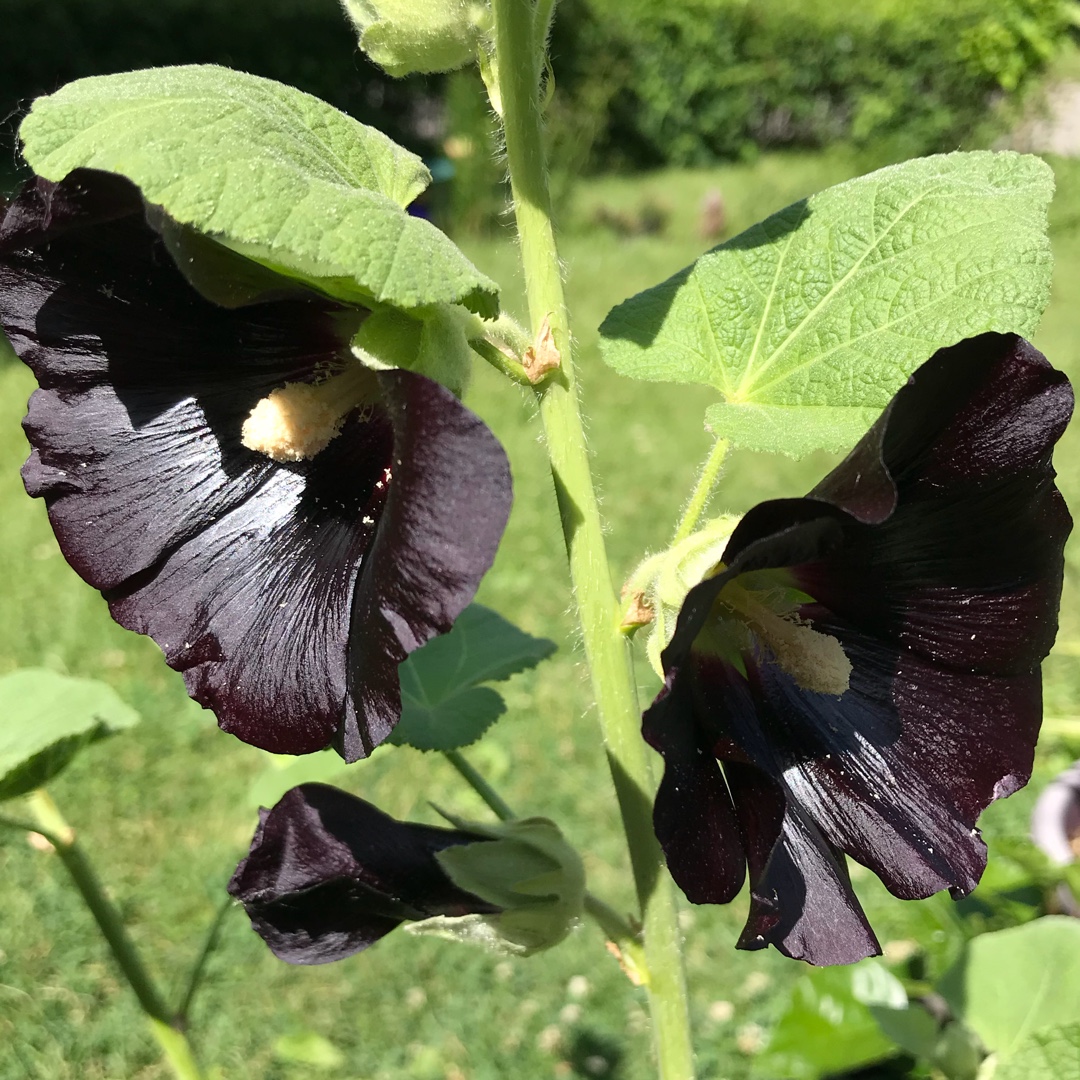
[761,612,852,696]
[242,383,347,463]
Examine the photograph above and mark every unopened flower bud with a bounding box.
[405,816,585,956]
[341,0,491,77]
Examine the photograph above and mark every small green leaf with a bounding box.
[600,152,1053,457]
[0,669,139,801]
[938,917,1080,1063]
[272,1031,345,1070]
[868,1003,941,1061]
[389,605,556,752]
[752,963,898,1080]
[20,66,499,316]
[995,1023,1080,1080]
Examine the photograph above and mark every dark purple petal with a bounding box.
[726,762,879,965]
[738,643,990,901]
[647,333,1072,963]
[229,783,498,964]
[2,171,359,591]
[342,370,515,759]
[0,170,513,757]
[644,670,746,905]
[105,408,391,754]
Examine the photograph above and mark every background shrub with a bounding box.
[548,0,1078,169]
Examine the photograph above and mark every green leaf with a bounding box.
[752,963,898,1080]
[938,917,1080,1062]
[388,605,556,752]
[0,669,139,801]
[272,1031,345,1070]
[995,1023,1080,1080]
[600,151,1053,457]
[20,65,499,317]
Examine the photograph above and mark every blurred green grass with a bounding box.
[0,150,1078,1079]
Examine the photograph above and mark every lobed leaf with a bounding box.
[0,669,139,801]
[389,605,557,752]
[600,152,1053,457]
[19,65,499,316]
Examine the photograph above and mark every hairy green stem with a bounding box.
[671,437,730,545]
[488,2,695,1075]
[532,0,558,71]
[25,791,205,1080]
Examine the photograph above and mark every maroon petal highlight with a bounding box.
[0,169,512,758]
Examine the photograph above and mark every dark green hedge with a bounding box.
[548,0,1074,168]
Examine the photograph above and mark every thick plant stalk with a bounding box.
[26,790,206,1080]
[488,1,696,1075]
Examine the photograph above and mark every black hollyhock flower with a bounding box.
[645,333,1073,965]
[228,783,500,964]
[0,169,511,759]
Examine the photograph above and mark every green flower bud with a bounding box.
[404,816,586,956]
[341,0,491,77]
[622,515,742,679]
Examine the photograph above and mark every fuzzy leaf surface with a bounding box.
[0,670,139,801]
[939,918,1080,1063]
[995,1023,1080,1080]
[19,65,499,316]
[389,605,556,751]
[600,152,1053,457]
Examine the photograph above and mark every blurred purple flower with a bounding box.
[645,333,1073,964]
[229,783,498,964]
[0,169,511,759]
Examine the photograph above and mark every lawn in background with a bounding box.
[0,149,1078,1079]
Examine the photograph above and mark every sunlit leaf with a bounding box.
[939,917,1080,1062]
[600,152,1052,457]
[389,605,556,751]
[995,1022,1080,1080]
[20,65,499,316]
[0,669,139,801]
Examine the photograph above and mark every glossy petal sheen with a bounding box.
[0,170,512,757]
[229,783,498,964]
[646,333,1073,964]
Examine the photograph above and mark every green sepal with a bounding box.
[19,65,499,317]
[0,669,140,801]
[342,0,491,77]
[406,816,585,956]
[353,304,476,398]
[600,151,1053,458]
